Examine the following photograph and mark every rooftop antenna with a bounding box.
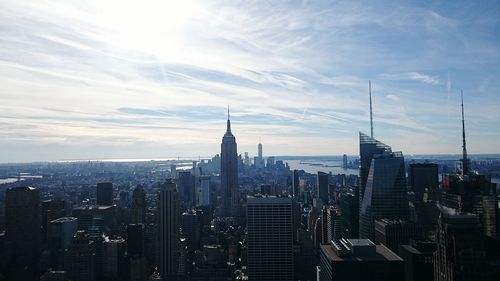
[369,80,374,138]
[226,105,231,133]
[461,90,469,175]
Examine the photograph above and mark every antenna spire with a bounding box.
[461,90,469,175]
[369,80,374,138]
[226,105,231,133]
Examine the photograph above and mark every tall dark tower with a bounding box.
[221,107,239,217]
[460,90,470,175]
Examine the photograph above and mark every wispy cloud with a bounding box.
[380,72,441,85]
[0,0,499,161]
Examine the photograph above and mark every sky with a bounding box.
[1,0,500,162]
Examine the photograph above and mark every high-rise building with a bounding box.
[434,210,486,281]
[181,211,200,253]
[42,199,66,243]
[127,224,147,281]
[359,139,409,240]
[178,171,196,207]
[319,239,404,281]
[5,186,40,280]
[96,182,113,206]
[247,196,293,281]
[340,189,359,238]
[374,219,423,253]
[398,241,436,281]
[103,237,126,280]
[131,184,146,224]
[408,163,438,201]
[158,179,180,280]
[258,142,263,160]
[197,175,211,206]
[342,154,348,169]
[358,132,392,216]
[292,169,300,198]
[49,217,78,270]
[220,109,239,217]
[64,230,96,281]
[317,171,329,204]
[439,95,499,239]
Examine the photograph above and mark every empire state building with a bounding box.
[221,108,239,217]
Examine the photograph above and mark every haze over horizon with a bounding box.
[1,0,500,162]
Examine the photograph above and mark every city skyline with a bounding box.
[1,1,500,162]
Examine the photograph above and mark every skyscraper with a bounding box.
[359,141,409,240]
[408,163,438,201]
[49,217,78,270]
[197,175,211,206]
[319,239,404,281]
[358,132,392,212]
[258,141,263,160]
[64,230,96,281]
[5,186,40,281]
[247,196,293,281]
[292,169,300,198]
[96,182,113,206]
[317,172,329,204]
[131,184,146,224]
[178,171,196,207]
[434,210,486,281]
[220,108,239,217]
[158,179,180,280]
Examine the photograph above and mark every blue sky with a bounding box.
[0,0,499,162]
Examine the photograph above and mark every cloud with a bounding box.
[0,0,499,161]
[386,94,400,102]
[380,72,441,85]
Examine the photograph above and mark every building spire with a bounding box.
[461,90,469,175]
[369,80,374,138]
[226,105,231,133]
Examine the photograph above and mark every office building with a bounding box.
[48,217,78,269]
[96,182,113,206]
[181,211,200,252]
[158,179,180,280]
[64,230,96,281]
[127,224,147,281]
[197,175,211,206]
[374,219,423,253]
[131,184,146,224]
[103,237,126,280]
[42,199,66,242]
[220,109,239,217]
[5,186,40,281]
[398,241,436,281]
[247,196,293,281]
[292,169,300,198]
[359,143,409,240]
[408,163,438,201]
[72,205,117,233]
[340,189,359,238]
[178,171,196,207]
[319,239,404,281]
[342,154,348,169]
[358,132,392,214]
[317,172,329,204]
[434,210,486,281]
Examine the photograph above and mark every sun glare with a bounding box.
[95,0,200,56]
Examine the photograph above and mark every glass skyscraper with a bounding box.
[359,133,409,240]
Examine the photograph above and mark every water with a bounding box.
[285,159,358,175]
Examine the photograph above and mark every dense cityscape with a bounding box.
[1,95,500,281]
[2,1,500,281]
